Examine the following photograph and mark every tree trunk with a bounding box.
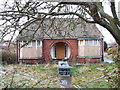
[97,20,120,46]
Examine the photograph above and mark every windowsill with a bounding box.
[77,56,102,58]
[19,56,44,59]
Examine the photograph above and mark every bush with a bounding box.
[107,47,118,55]
[2,50,16,64]
[107,47,120,88]
[107,47,120,62]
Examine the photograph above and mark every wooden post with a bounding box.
[101,39,104,62]
[16,40,18,64]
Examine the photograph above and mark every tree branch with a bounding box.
[38,12,96,23]
[59,2,89,7]
[110,1,120,26]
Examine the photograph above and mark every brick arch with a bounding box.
[43,39,78,62]
[49,40,74,61]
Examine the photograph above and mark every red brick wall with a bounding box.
[43,39,78,62]
[18,39,103,63]
[77,58,101,63]
[19,58,45,64]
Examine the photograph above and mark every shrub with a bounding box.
[107,47,120,62]
[2,50,16,64]
[107,47,120,88]
[107,47,118,55]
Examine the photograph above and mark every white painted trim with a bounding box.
[78,40,80,46]
[67,46,70,58]
[36,40,37,50]
[22,41,23,46]
[20,48,23,58]
[51,46,54,59]
[50,45,56,59]
[40,41,42,47]
[40,41,42,57]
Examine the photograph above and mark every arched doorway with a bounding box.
[50,42,70,60]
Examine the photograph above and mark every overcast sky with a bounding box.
[0,0,119,44]
[97,0,119,44]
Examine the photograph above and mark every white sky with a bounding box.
[0,0,119,44]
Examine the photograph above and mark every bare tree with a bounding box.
[0,0,119,45]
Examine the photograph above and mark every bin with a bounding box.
[58,61,71,77]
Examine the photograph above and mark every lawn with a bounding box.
[0,63,118,88]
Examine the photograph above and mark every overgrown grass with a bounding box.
[0,63,117,88]
[70,64,117,88]
[82,81,110,88]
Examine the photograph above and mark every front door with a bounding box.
[56,43,65,59]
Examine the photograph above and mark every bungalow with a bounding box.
[17,18,104,64]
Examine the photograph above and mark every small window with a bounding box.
[23,41,27,46]
[27,42,31,46]
[37,41,40,46]
[32,41,36,46]
[78,40,85,46]
[80,40,84,45]
[19,41,23,46]
[94,40,97,45]
[85,40,99,45]
[21,41,32,47]
[85,40,92,45]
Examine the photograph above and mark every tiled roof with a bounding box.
[17,18,103,40]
